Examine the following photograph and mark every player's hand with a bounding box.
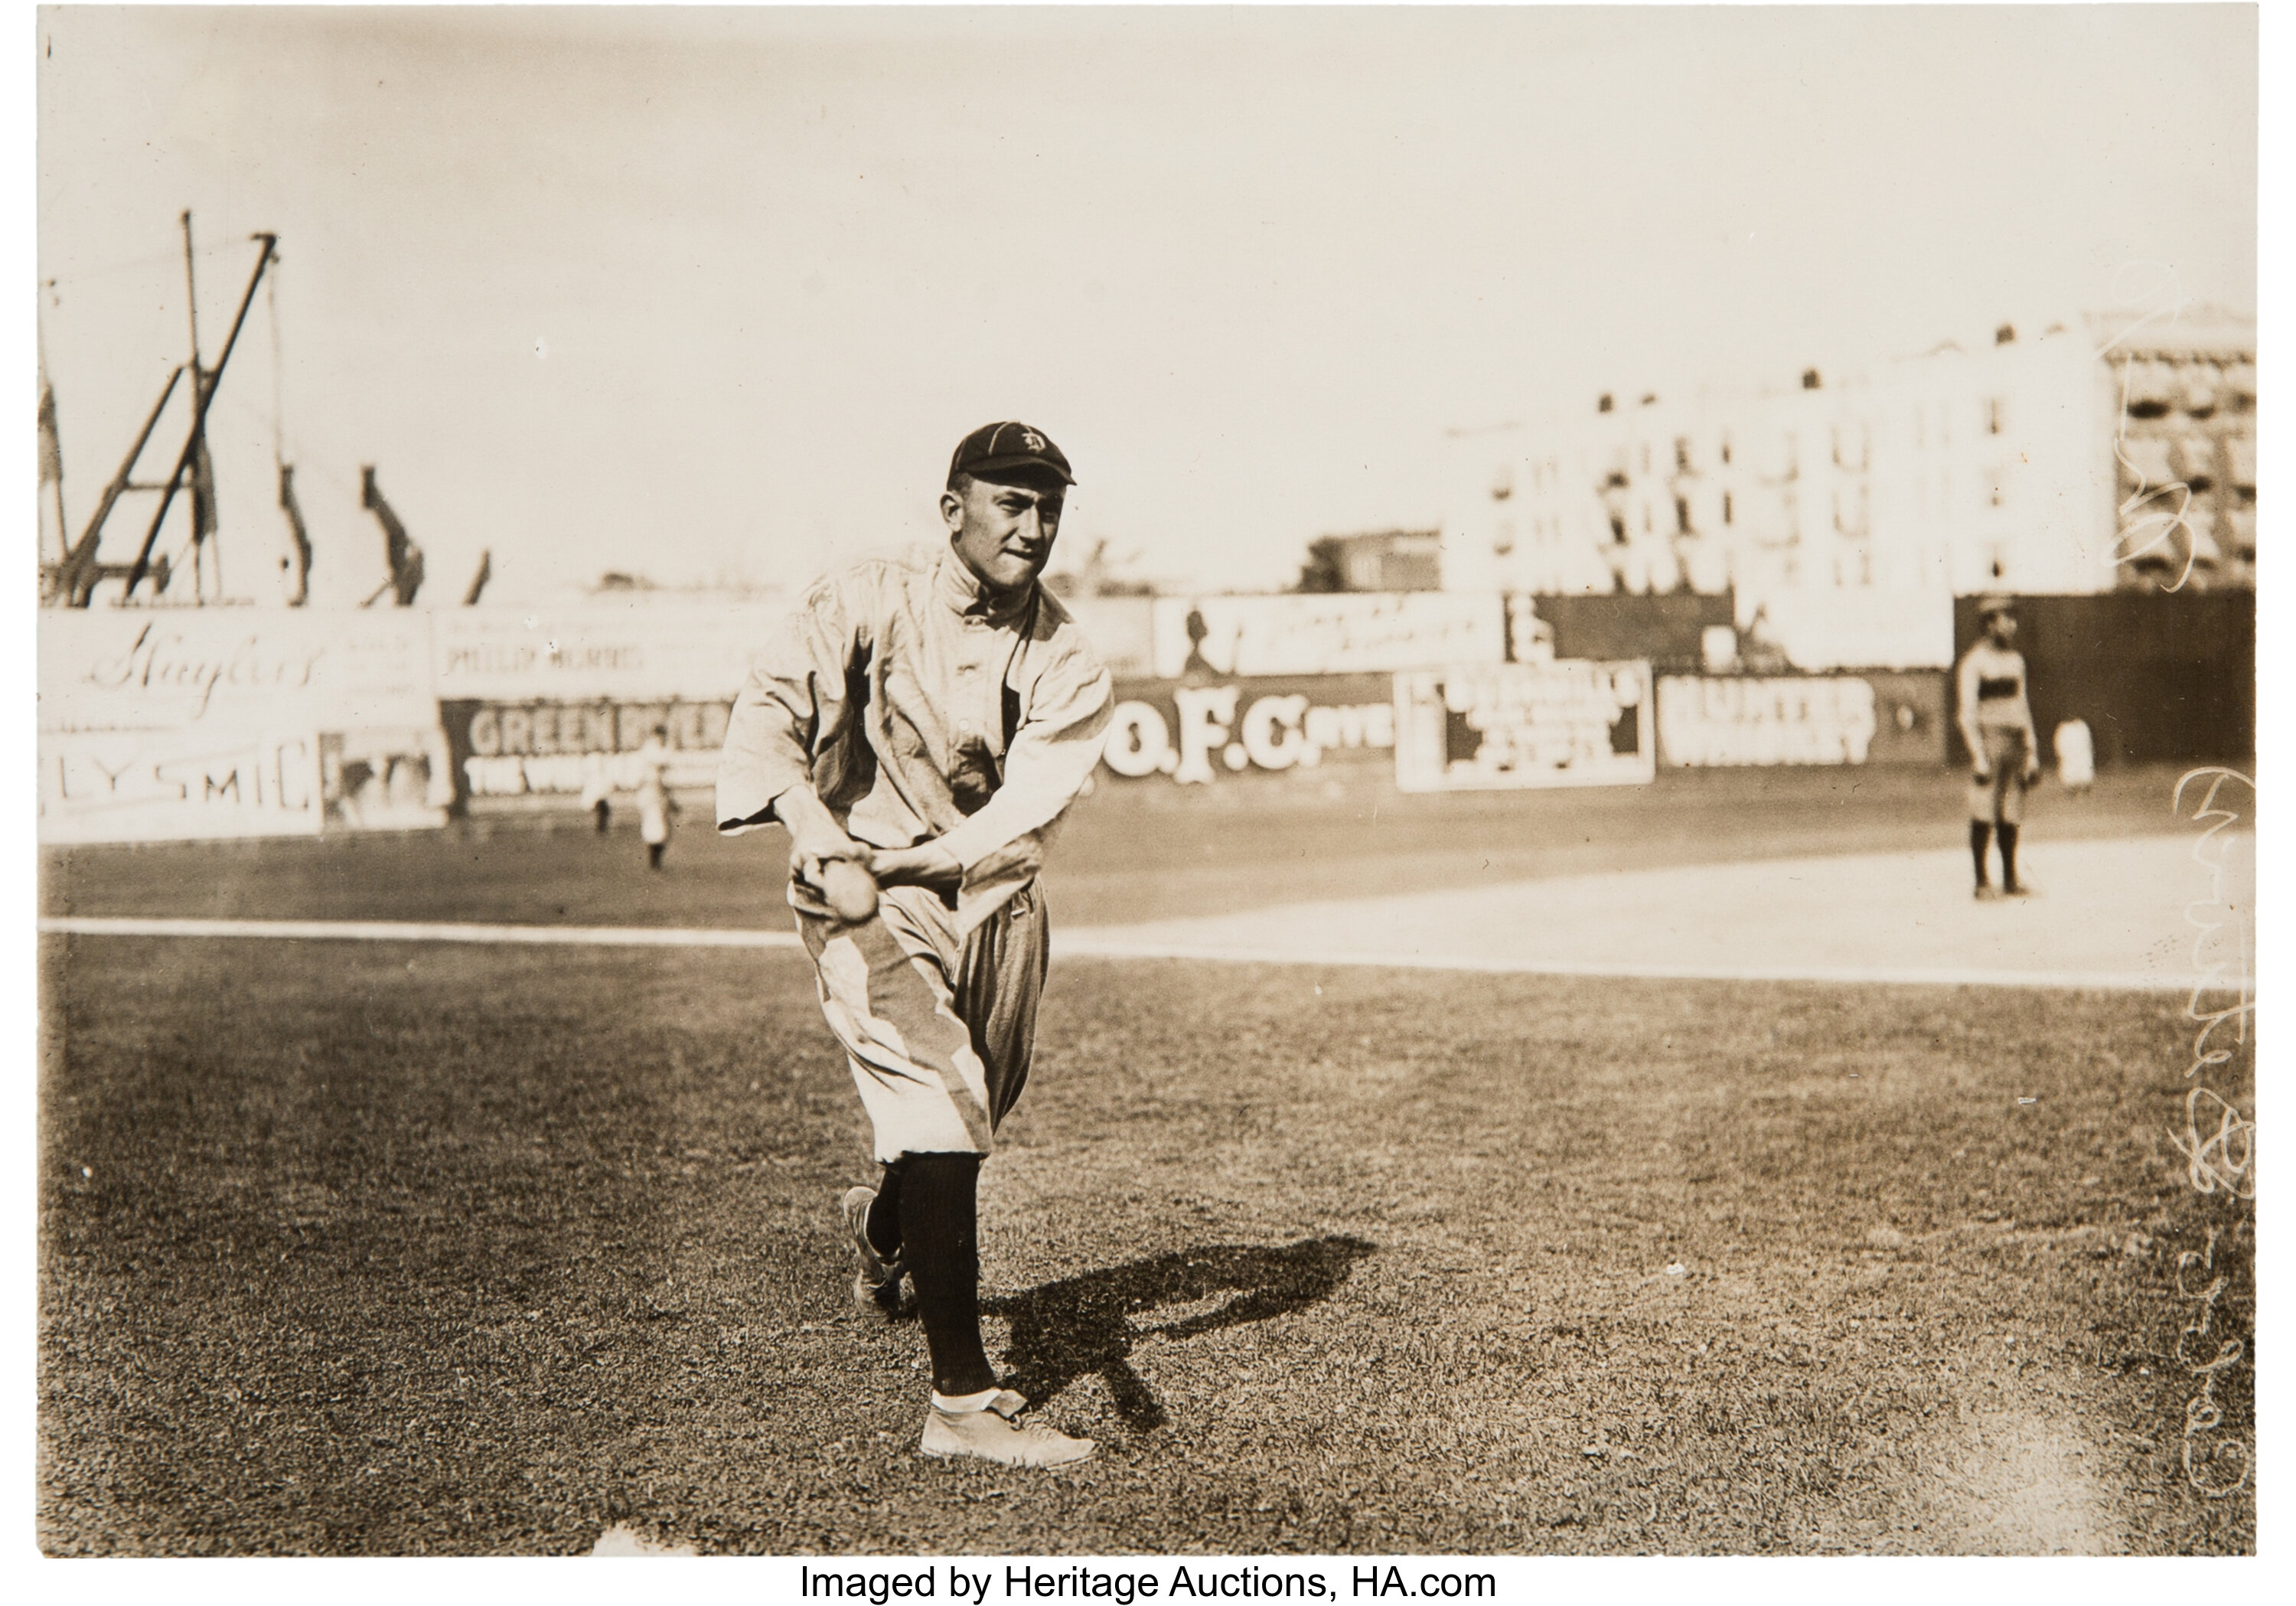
[870,841,963,893]
[789,833,868,888]
[1971,764,1992,784]
[772,785,867,886]
[2022,759,2042,785]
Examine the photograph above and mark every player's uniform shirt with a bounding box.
[1956,640,2037,824]
[634,737,674,845]
[716,545,1114,932]
[716,546,1114,1160]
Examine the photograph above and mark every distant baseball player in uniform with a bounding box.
[1956,594,2041,897]
[635,725,679,870]
[579,752,614,834]
[716,422,1113,1467]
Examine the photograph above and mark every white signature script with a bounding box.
[2173,1229,2249,1499]
[2167,768,2253,1197]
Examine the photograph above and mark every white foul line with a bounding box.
[1053,932,2227,993]
[38,916,803,949]
[36,915,2231,992]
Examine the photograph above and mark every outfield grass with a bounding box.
[39,931,2255,1555]
[40,761,2190,930]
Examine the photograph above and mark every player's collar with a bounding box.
[934,547,1036,625]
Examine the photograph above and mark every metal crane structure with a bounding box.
[359,465,426,607]
[43,214,277,608]
[44,211,494,614]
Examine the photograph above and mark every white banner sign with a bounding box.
[40,728,324,844]
[1656,676,1880,766]
[1151,592,1505,679]
[39,609,444,842]
[433,602,775,702]
[39,609,435,735]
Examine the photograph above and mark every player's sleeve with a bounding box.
[715,575,864,834]
[933,629,1114,930]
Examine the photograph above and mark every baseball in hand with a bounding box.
[819,856,879,924]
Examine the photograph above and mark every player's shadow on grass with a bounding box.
[984,1235,1377,1433]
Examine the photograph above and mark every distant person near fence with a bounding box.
[2054,716,2095,795]
[580,752,613,834]
[635,726,679,870]
[1957,594,2042,898]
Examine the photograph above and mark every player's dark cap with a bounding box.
[949,422,1074,488]
[1977,592,2016,619]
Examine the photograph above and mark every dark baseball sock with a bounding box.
[899,1151,996,1397]
[1970,821,1993,886]
[647,843,664,870]
[1998,823,2020,890]
[866,1160,905,1259]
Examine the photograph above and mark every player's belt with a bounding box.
[1976,676,2020,700]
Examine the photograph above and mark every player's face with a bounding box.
[1985,612,2017,645]
[944,474,1065,596]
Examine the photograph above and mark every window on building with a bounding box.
[1722,491,1734,525]
[1493,520,1515,557]
[1985,397,2006,436]
[1489,465,1513,501]
[1674,437,1691,472]
[1719,435,1733,465]
[1675,496,1692,534]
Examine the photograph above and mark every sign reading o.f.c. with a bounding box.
[1100,685,1395,785]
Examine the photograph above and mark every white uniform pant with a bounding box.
[796,883,1049,1162]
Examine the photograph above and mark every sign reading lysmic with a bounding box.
[1391,661,1655,792]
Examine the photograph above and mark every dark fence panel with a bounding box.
[1511,592,1733,674]
[1950,592,2254,766]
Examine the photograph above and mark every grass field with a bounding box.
[36,764,2257,1555]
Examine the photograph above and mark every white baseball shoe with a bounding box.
[840,1186,905,1317]
[919,1389,1096,1467]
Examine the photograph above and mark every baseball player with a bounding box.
[716,423,1113,1467]
[579,752,614,834]
[635,726,679,870]
[1956,593,2041,898]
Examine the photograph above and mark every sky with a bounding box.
[30,4,2261,605]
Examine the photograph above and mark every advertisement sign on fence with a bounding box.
[1150,592,1505,680]
[439,698,733,805]
[41,728,325,844]
[39,609,435,734]
[1098,674,1396,784]
[38,609,445,843]
[1655,673,1948,768]
[432,602,771,703]
[1392,661,1655,792]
